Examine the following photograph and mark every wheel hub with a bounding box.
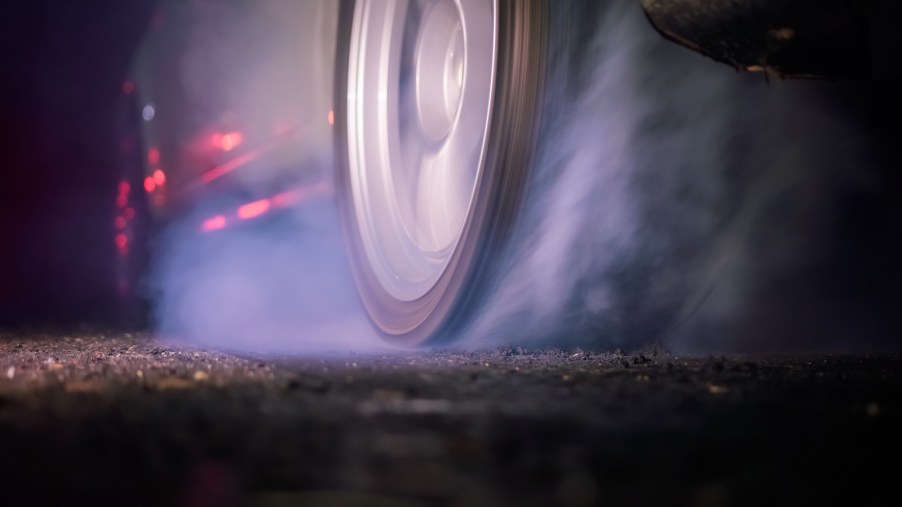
[347,0,497,301]
[415,1,465,141]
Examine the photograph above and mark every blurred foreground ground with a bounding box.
[0,331,899,506]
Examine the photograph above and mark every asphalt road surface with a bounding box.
[0,330,899,506]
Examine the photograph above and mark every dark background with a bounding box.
[1,1,155,325]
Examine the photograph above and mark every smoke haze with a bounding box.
[468,0,895,353]
[150,0,900,354]
[147,0,386,353]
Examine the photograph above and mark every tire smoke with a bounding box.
[147,1,385,353]
[468,0,898,353]
[151,201,384,353]
[149,0,899,354]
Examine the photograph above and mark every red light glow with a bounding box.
[153,169,166,186]
[115,233,128,250]
[271,181,332,208]
[122,80,135,94]
[197,130,301,185]
[201,215,228,232]
[237,199,271,220]
[200,151,257,184]
[115,217,127,229]
[144,176,156,193]
[212,132,244,152]
[271,190,301,208]
[195,182,331,233]
[116,195,128,208]
[118,181,130,195]
[328,110,335,125]
[148,147,160,164]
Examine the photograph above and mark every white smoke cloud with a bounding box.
[146,1,387,354]
[149,0,884,355]
[467,0,874,352]
[151,201,384,353]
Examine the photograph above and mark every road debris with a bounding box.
[0,331,897,506]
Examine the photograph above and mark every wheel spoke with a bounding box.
[347,0,497,301]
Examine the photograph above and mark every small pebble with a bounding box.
[866,402,880,417]
[708,384,729,395]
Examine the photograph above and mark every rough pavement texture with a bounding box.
[0,331,899,506]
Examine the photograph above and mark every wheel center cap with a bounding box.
[415,1,464,141]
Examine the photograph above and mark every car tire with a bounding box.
[334,0,552,345]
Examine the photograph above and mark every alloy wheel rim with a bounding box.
[347,0,498,301]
